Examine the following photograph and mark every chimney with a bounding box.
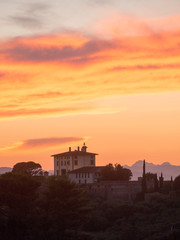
[69,147,71,152]
[77,146,80,151]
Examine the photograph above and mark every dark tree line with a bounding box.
[100,163,132,181]
[0,161,180,240]
[0,173,90,240]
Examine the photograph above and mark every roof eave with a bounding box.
[51,152,98,157]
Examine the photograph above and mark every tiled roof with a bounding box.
[51,151,98,157]
[68,166,104,174]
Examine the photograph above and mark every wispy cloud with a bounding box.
[2,38,116,63]
[93,13,180,37]
[0,72,5,78]
[27,3,50,14]
[85,0,113,6]
[112,63,180,71]
[0,104,94,119]
[0,137,85,152]
[10,16,43,29]
[22,137,84,149]
[9,3,50,30]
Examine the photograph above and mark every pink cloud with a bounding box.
[1,38,117,64]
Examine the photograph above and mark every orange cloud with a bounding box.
[1,14,180,120]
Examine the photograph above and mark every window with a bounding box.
[74,160,78,165]
[67,161,70,166]
[79,179,81,184]
[64,161,66,166]
[90,160,94,165]
[91,155,94,158]
[57,161,59,166]
[75,156,77,159]
[61,161,63,166]
[76,173,78,178]
[82,173,84,178]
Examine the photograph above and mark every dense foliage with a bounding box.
[101,164,132,181]
[84,196,180,240]
[0,173,40,240]
[174,175,180,197]
[0,173,90,240]
[0,172,180,240]
[12,161,42,176]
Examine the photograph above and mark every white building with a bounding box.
[67,166,103,184]
[52,143,98,176]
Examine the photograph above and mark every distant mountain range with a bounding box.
[0,161,179,180]
[124,161,180,180]
[0,167,12,175]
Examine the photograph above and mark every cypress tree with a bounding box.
[142,160,147,195]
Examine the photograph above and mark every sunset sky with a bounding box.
[0,0,180,170]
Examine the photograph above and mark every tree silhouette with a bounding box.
[12,161,42,176]
[35,176,91,239]
[142,160,147,194]
[100,164,114,180]
[101,163,132,181]
[174,175,180,196]
[0,172,40,239]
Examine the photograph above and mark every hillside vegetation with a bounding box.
[0,172,180,240]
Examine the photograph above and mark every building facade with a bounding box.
[52,143,98,176]
[67,166,103,184]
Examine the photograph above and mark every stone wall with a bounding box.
[84,181,142,201]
